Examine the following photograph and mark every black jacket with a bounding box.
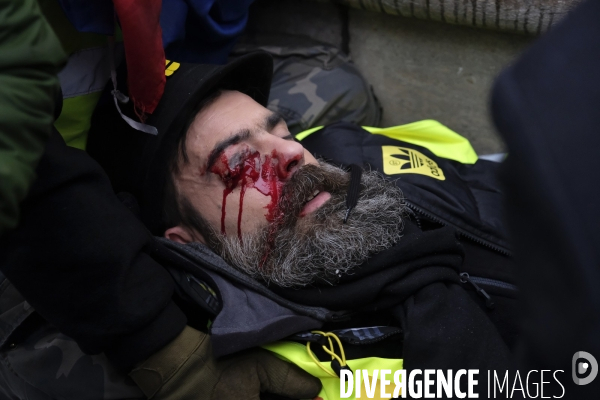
[492,0,600,396]
[0,131,186,371]
[148,217,514,397]
[299,121,520,346]
[271,220,513,372]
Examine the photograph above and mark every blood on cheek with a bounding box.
[208,149,285,239]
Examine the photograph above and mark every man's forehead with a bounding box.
[188,90,268,144]
[181,90,288,173]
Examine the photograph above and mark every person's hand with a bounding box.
[129,326,322,399]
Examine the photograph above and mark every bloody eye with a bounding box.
[224,167,238,180]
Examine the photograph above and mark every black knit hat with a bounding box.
[88,51,274,234]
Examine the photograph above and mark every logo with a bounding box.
[165,60,180,77]
[572,351,598,385]
[339,369,567,398]
[340,369,479,398]
[381,146,445,180]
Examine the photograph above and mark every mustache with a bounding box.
[274,163,350,226]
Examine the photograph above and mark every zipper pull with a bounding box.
[460,273,495,309]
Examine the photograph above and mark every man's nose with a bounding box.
[270,136,305,180]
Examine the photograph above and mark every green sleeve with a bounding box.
[0,0,66,235]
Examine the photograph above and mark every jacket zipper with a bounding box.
[460,272,518,310]
[466,275,518,292]
[405,201,512,256]
[460,272,495,309]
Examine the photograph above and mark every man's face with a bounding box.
[172,90,326,240]
[167,90,406,287]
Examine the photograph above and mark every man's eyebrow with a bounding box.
[265,112,294,140]
[265,112,284,132]
[206,129,251,172]
[205,113,285,172]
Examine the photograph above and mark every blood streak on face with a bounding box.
[209,149,286,239]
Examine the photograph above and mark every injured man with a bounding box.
[0,52,519,399]
[162,89,406,288]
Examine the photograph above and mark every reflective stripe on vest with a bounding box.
[296,120,479,165]
[55,44,125,149]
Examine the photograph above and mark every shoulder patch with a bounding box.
[382,146,445,180]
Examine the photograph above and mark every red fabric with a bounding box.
[113,0,165,117]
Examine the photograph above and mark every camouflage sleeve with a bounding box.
[232,36,382,134]
[0,0,66,235]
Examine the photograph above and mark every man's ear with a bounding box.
[164,225,206,244]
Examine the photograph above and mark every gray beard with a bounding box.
[213,162,406,288]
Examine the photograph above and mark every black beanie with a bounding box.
[87,51,273,234]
